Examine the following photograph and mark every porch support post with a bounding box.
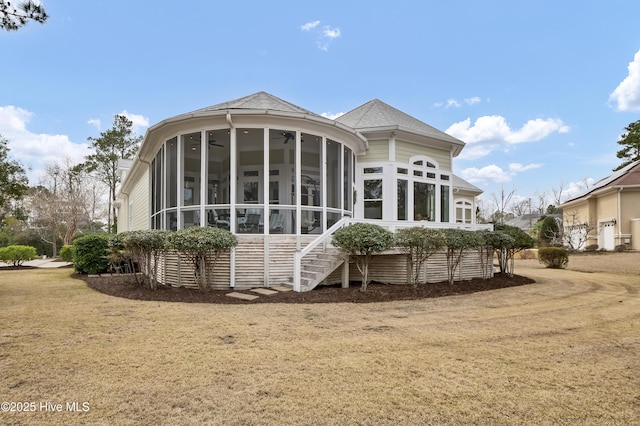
[341,257,349,288]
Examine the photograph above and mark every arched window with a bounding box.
[455,199,473,224]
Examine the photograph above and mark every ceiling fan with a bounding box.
[208,137,224,147]
[280,132,294,144]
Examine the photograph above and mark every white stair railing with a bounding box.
[293,217,351,292]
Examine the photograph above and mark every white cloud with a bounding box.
[301,20,320,31]
[448,115,569,160]
[460,162,543,186]
[0,106,92,185]
[119,110,149,135]
[434,96,482,108]
[465,97,481,106]
[609,48,640,111]
[320,111,345,120]
[323,27,341,39]
[301,20,341,51]
[446,99,461,108]
[88,118,101,131]
[562,178,595,202]
[508,162,543,173]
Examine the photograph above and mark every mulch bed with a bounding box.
[79,273,535,304]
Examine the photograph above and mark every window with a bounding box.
[414,181,435,221]
[397,179,407,220]
[441,185,449,222]
[364,179,383,219]
[455,200,473,224]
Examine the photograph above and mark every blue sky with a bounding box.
[2,0,640,211]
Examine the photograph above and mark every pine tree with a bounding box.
[84,115,141,233]
[614,119,640,171]
[1,0,48,31]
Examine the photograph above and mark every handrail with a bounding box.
[292,218,492,291]
[294,217,351,291]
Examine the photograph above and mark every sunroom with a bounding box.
[117,92,488,291]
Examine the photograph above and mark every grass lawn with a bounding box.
[1,254,639,425]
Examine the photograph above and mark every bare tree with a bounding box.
[534,190,549,214]
[27,159,106,255]
[510,198,531,216]
[491,186,515,224]
[551,182,565,207]
[551,209,595,251]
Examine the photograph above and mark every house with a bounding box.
[116,92,491,291]
[560,160,640,250]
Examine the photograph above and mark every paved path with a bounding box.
[0,258,72,268]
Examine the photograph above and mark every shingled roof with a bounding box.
[563,160,640,204]
[336,99,464,146]
[191,91,319,116]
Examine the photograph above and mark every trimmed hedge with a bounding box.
[538,247,569,269]
[0,245,37,266]
[73,234,110,274]
[59,245,75,262]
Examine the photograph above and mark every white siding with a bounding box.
[130,167,150,231]
[395,141,451,170]
[360,139,389,163]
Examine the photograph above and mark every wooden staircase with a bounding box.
[297,247,345,291]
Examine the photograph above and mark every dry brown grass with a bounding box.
[1,255,639,425]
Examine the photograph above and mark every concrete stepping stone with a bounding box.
[270,285,293,292]
[250,288,278,296]
[225,292,260,301]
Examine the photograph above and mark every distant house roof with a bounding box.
[506,213,561,232]
[336,99,465,154]
[562,160,640,204]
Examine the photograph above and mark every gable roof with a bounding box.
[452,174,482,195]
[336,99,465,147]
[191,91,319,116]
[562,160,640,204]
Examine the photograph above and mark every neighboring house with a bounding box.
[116,92,491,291]
[560,160,640,251]
[505,213,562,235]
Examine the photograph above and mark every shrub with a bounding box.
[73,234,110,274]
[166,227,237,291]
[121,230,170,289]
[332,223,394,291]
[0,245,37,266]
[442,229,484,285]
[59,245,75,262]
[614,244,627,252]
[538,247,569,269]
[493,224,535,277]
[396,227,445,287]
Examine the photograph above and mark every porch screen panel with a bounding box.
[182,132,201,207]
[166,137,177,208]
[326,139,341,209]
[206,129,230,205]
[343,147,353,212]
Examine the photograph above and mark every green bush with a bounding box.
[396,227,446,287]
[538,247,569,269]
[0,245,37,266]
[59,245,75,262]
[73,234,110,274]
[332,223,394,291]
[166,227,237,291]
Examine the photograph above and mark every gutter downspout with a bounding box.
[618,187,623,246]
